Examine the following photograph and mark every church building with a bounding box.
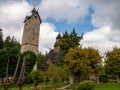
[21,7,42,54]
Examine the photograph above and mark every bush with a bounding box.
[77,80,95,90]
[99,74,108,83]
[25,70,44,83]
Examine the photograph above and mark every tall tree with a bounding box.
[18,51,37,83]
[0,47,9,78]
[0,29,3,49]
[0,47,21,78]
[4,36,20,48]
[105,47,120,83]
[64,47,102,83]
[60,29,83,54]
[59,29,83,65]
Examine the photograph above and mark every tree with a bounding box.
[46,63,67,90]
[105,47,120,83]
[0,29,3,49]
[85,47,102,83]
[64,47,102,83]
[59,29,83,65]
[60,29,83,54]
[4,36,20,48]
[0,47,9,78]
[0,47,21,79]
[18,51,37,83]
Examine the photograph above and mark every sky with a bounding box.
[0,0,120,54]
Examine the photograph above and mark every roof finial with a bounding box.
[32,5,36,13]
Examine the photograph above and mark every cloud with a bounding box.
[0,0,120,54]
[91,0,120,30]
[81,26,120,54]
[81,0,120,54]
[38,0,91,23]
[0,1,31,41]
[39,22,58,54]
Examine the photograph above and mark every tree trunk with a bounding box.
[17,57,26,84]
[96,76,100,84]
[6,58,10,78]
[12,57,20,82]
[116,75,120,83]
[69,73,74,85]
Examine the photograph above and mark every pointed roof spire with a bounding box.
[32,7,36,13]
[56,34,61,39]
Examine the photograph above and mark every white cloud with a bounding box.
[39,22,58,54]
[91,0,120,30]
[0,1,31,41]
[0,0,120,54]
[38,0,91,22]
[81,26,120,54]
[81,0,120,54]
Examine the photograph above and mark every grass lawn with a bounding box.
[69,82,120,90]
[0,80,67,90]
[0,82,120,90]
[94,82,120,90]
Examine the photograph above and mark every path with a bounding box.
[56,84,71,90]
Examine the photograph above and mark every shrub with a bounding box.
[77,80,96,90]
[25,70,44,83]
[99,74,108,83]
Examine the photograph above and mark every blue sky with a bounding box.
[0,0,120,54]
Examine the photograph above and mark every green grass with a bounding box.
[0,80,67,90]
[0,82,120,90]
[94,82,120,90]
[68,82,120,90]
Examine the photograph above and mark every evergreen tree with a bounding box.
[105,47,120,83]
[4,36,20,48]
[59,29,83,65]
[0,29,3,49]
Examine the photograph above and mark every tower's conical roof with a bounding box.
[31,7,36,13]
[56,34,61,39]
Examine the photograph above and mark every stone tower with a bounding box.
[21,7,42,54]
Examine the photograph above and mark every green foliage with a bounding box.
[22,51,37,76]
[37,53,46,62]
[0,47,21,77]
[77,80,96,90]
[46,63,67,89]
[64,47,102,80]
[60,29,82,54]
[25,70,43,83]
[0,30,3,49]
[3,36,20,48]
[59,29,83,66]
[99,74,108,83]
[46,63,66,80]
[105,47,120,76]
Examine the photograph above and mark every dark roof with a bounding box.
[24,8,42,23]
[54,41,59,47]
[37,56,49,70]
[56,34,61,39]
[48,49,61,63]
[31,7,36,13]
[37,49,62,70]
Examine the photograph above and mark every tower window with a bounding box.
[35,16,37,18]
